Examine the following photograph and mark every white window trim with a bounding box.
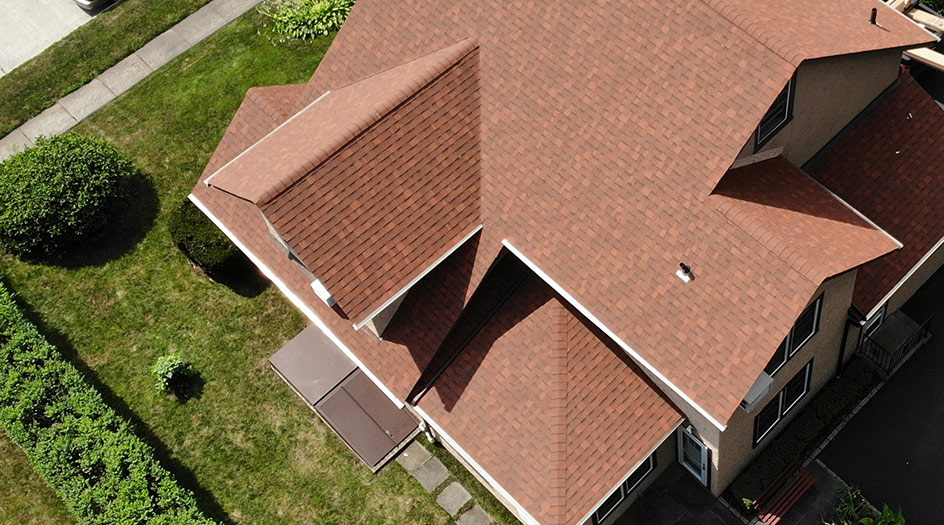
[754,360,813,445]
[592,455,656,524]
[754,393,783,444]
[756,79,793,145]
[781,363,812,416]
[768,295,822,377]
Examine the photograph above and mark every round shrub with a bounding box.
[168,200,238,277]
[151,354,194,394]
[258,0,355,40]
[0,133,134,256]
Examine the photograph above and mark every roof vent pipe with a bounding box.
[870,7,877,25]
[676,262,694,283]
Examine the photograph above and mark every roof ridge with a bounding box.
[258,37,479,205]
[548,299,569,524]
[696,0,800,65]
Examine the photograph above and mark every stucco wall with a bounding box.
[736,49,902,166]
[713,270,857,493]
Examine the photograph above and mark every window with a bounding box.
[591,454,656,524]
[756,78,794,147]
[754,360,813,446]
[764,295,822,376]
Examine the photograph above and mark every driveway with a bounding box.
[0,0,100,77]
[819,270,944,525]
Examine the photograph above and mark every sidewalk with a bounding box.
[0,0,262,162]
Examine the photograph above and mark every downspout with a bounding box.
[836,306,866,379]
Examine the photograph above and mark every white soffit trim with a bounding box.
[203,90,333,188]
[189,193,404,409]
[866,232,944,319]
[501,239,728,432]
[413,406,541,525]
[574,418,685,525]
[352,224,484,330]
[802,173,903,249]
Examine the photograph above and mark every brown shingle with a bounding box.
[809,73,944,312]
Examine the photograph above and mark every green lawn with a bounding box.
[0,0,213,138]
[0,11,453,524]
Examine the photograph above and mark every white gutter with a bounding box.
[502,239,727,432]
[189,193,404,409]
[413,405,541,525]
[203,90,333,188]
[866,232,944,319]
[353,225,483,330]
[574,419,684,525]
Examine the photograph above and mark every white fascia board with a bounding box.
[189,193,404,409]
[802,172,903,249]
[866,232,944,319]
[203,90,333,188]
[574,418,684,525]
[352,225,483,330]
[412,406,541,525]
[501,240,727,432]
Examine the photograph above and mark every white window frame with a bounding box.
[767,295,823,377]
[591,455,655,524]
[754,360,813,446]
[756,78,794,146]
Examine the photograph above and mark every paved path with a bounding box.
[0,0,96,78]
[818,271,944,525]
[395,441,494,524]
[0,0,262,161]
[618,464,744,525]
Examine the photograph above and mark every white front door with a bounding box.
[678,426,709,486]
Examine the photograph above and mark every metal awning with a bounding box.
[269,325,418,470]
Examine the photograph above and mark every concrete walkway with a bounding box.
[0,0,262,162]
[395,441,494,524]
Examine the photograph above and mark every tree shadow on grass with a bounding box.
[3,283,235,525]
[22,171,159,269]
[199,252,269,299]
[168,368,205,404]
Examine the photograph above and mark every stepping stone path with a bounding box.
[395,440,494,523]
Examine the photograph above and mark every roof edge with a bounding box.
[188,192,405,409]
[501,239,728,432]
[352,224,484,329]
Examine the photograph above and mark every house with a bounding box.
[189,1,944,523]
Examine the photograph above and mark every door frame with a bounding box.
[677,425,709,486]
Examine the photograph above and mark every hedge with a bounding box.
[0,282,214,525]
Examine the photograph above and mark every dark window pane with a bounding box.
[624,456,655,494]
[764,338,788,376]
[790,299,819,355]
[758,83,791,141]
[754,395,781,444]
[593,485,625,524]
[782,363,810,414]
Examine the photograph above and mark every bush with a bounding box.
[0,133,134,257]
[151,355,194,394]
[168,200,238,278]
[0,282,213,525]
[828,487,905,525]
[258,0,355,40]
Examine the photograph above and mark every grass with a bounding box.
[0,438,74,525]
[724,358,881,517]
[420,435,521,525]
[0,0,213,138]
[0,11,453,524]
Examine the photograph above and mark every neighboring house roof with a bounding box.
[809,73,944,314]
[712,156,899,285]
[418,259,683,525]
[207,39,482,324]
